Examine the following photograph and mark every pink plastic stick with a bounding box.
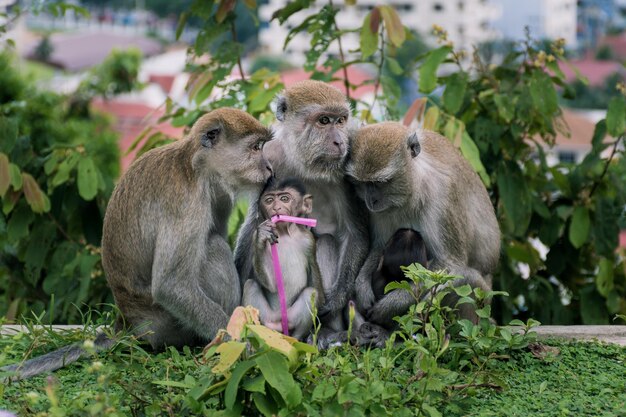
[270,243,290,336]
[269,214,317,335]
[271,214,317,228]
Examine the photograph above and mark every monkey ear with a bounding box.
[201,127,221,148]
[302,194,313,216]
[275,95,287,122]
[407,132,421,158]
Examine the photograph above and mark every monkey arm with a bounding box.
[308,245,326,308]
[152,231,239,340]
[234,203,261,288]
[355,247,384,313]
[318,223,369,316]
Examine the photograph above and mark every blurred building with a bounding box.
[258,0,501,65]
[492,0,577,46]
[577,0,614,52]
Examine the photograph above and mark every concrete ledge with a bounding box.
[2,325,626,346]
[532,325,626,346]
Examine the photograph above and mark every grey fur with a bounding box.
[102,108,273,350]
[1,333,113,382]
[348,125,501,326]
[235,82,369,335]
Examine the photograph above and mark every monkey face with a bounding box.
[260,187,312,219]
[347,122,417,213]
[190,109,274,189]
[274,81,352,180]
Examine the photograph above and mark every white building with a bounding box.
[258,0,501,65]
[492,0,577,47]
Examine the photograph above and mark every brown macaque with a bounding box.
[243,177,325,340]
[348,123,500,328]
[235,80,369,339]
[372,228,429,301]
[2,108,274,381]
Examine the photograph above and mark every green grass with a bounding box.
[1,329,624,417]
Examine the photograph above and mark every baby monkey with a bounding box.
[243,177,325,340]
[372,228,429,300]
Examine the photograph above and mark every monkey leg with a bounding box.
[242,279,280,324]
[314,234,344,331]
[152,233,240,345]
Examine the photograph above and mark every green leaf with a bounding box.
[312,381,337,401]
[475,305,491,319]
[212,341,247,375]
[0,117,18,154]
[77,157,99,201]
[216,0,236,23]
[272,0,314,24]
[360,12,378,59]
[497,163,531,236]
[52,152,80,187]
[7,205,35,243]
[9,163,22,191]
[529,71,558,114]
[252,392,278,417]
[22,173,50,213]
[443,73,467,114]
[175,12,189,41]
[242,375,266,394]
[225,360,256,410]
[494,94,513,123]
[568,206,590,249]
[595,258,614,298]
[454,284,473,297]
[338,379,364,405]
[460,132,490,186]
[419,46,451,94]
[255,351,302,408]
[379,5,405,47]
[423,106,439,130]
[606,96,625,137]
[386,57,403,75]
[579,285,609,325]
[0,153,9,197]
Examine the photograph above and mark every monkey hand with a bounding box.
[257,220,278,245]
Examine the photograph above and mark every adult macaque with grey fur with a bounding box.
[347,122,500,327]
[243,177,325,340]
[235,80,369,332]
[2,108,273,381]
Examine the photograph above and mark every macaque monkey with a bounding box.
[348,123,500,327]
[2,108,273,381]
[372,228,429,301]
[243,177,325,340]
[235,80,369,333]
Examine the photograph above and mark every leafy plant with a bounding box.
[0,49,135,323]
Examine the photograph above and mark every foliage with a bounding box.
[0,48,138,323]
[1,266,554,416]
[564,72,625,109]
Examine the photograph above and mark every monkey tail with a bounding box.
[1,332,114,382]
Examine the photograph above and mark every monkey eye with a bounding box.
[252,141,264,151]
[279,195,291,203]
[205,128,220,141]
[318,115,331,125]
[264,197,274,204]
[336,116,346,125]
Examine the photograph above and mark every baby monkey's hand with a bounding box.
[257,220,278,245]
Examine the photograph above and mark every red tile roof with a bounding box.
[600,34,626,61]
[558,59,624,86]
[280,67,377,99]
[92,99,183,172]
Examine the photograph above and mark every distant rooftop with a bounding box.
[558,58,625,86]
[25,32,162,72]
[280,67,377,99]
